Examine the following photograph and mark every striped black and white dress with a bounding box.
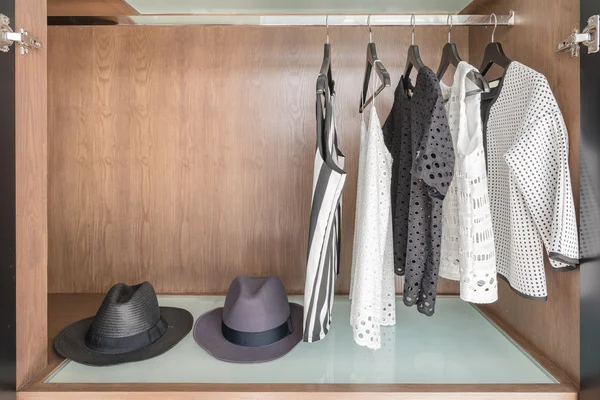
[303,86,346,343]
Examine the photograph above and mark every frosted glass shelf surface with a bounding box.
[47,296,556,384]
[126,0,472,15]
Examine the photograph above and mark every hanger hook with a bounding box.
[325,15,329,44]
[447,15,453,43]
[367,15,372,42]
[410,14,416,45]
[490,13,498,43]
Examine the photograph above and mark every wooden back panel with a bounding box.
[467,0,581,384]
[48,25,467,295]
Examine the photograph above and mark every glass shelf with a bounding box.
[46,296,556,385]
[47,0,517,26]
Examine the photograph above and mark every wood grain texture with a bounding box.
[18,294,577,400]
[47,25,469,295]
[47,0,139,16]
[15,0,48,389]
[466,0,581,385]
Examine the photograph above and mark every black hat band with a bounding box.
[221,315,293,348]
[84,317,168,354]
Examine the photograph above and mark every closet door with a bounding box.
[0,0,16,393]
[0,0,46,391]
[580,2,600,398]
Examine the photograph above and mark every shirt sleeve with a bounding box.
[505,111,579,270]
[412,94,455,200]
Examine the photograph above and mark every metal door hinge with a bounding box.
[0,14,42,55]
[557,15,599,57]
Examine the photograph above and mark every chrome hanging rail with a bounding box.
[261,12,514,26]
[129,11,515,27]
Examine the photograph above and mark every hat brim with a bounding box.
[193,302,303,363]
[54,307,193,366]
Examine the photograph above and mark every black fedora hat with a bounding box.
[54,282,193,366]
[193,276,303,363]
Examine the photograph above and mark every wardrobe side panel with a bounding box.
[47,25,468,296]
[15,0,48,389]
[467,0,581,384]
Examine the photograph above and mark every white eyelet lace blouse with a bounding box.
[349,106,396,350]
[439,61,498,304]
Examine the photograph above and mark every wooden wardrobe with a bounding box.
[2,0,595,398]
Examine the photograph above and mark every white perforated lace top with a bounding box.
[484,62,579,299]
[439,62,498,304]
[350,106,396,350]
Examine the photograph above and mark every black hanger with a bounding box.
[317,16,334,95]
[437,16,490,94]
[480,43,512,76]
[316,78,342,172]
[359,16,391,113]
[479,14,512,76]
[316,44,334,95]
[403,15,426,87]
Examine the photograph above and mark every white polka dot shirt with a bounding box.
[484,62,579,300]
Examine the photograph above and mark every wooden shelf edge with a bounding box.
[21,381,578,392]
[17,387,578,400]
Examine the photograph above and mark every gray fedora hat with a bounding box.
[193,276,303,363]
[54,282,193,366]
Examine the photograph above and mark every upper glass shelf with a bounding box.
[47,0,515,26]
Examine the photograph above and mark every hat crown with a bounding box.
[89,282,161,338]
[222,276,291,333]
